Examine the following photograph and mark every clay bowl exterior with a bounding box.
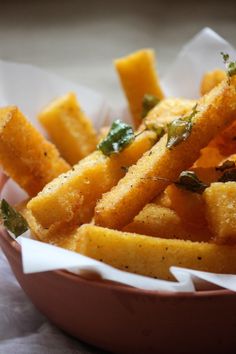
[1,229,236,354]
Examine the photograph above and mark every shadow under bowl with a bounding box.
[1,229,236,354]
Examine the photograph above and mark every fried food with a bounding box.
[38,92,97,165]
[140,98,196,131]
[95,77,236,229]
[27,131,156,231]
[77,224,236,280]
[204,182,236,244]
[0,106,70,196]
[115,49,164,127]
[124,203,211,242]
[200,69,226,95]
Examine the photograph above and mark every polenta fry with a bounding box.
[95,77,236,229]
[124,204,212,242]
[27,130,156,231]
[0,106,70,196]
[115,49,164,127]
[139,98,196,132]
[18,200,79,250]
[204,182,236,244]
[200,69,226,96]
[76,224,236,280]
[38,92,97,165]
[27,99,192,232]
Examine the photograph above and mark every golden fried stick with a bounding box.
[139,98,196,131]
[124,204,212,242]
[38,93,97,165]
[204,182,236,244]
[0,106,70,196]
[95,77,236,229]
[27,130,156,231]
[76,224,236,281]
[17,199,79,250]
[115,49,164,127]
[200,69,226,96]
[26,97,217,233]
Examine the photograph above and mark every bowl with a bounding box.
[1,229,236,353]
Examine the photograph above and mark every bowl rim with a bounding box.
[1,229,235,299]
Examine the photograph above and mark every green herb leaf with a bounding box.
[97,120,135,156]
[141,94,160,119]
[221,52,236,77]
[145,121,165,139]
[227,62,236,77]
[221,52,229,63]
[215,160,236,172]
[166,104,198,149]
[218,168,236,182]
[175,171,208,194]
[0,199,28,237]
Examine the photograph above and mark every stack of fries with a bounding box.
[1,49,236,281]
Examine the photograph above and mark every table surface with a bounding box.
[0,1,236,353]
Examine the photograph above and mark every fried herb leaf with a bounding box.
[175,171,208,194]
[166,104,198,149]
[145,121,165,139]
[141,94,160,119]
[218,168,236,182]
[221,52,236,77]
[215,160,236,172]
[97,120,135,156]
[0,199,28,237]
[221,52,229,62]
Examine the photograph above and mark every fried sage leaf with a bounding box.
[215,160,236,172]
[97,120,135,156]
[221,52,236,78]
[175,171,208,194]
[0,199,28,237]
[166,104,198,149]
[141,94,160,119]
[218,168,236,183]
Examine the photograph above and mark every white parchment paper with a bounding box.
[1,27,236,293]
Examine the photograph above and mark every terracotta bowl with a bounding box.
[1,229,236,354]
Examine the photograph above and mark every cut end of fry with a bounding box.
[140,98,196,132]
[19,199,80,250]
[38,92,97,165]
[204,182,236,245]
[124,203,212,242]
[115,49,164,127]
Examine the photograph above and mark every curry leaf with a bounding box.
[166,104,198,149]
[175,171,208,194]
[97,120,135,156]
[0,199,28,237]
[221,52,236,77]
[144,121,165,139]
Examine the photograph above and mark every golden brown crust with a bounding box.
[0,106,70,196]
[94,78,236,229]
